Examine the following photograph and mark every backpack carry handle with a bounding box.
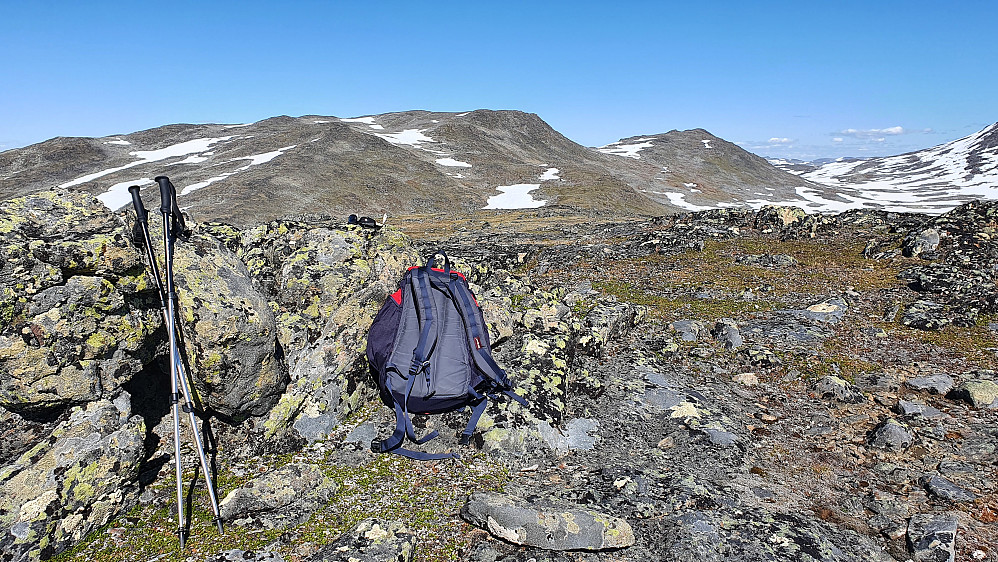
[426,250,451,273]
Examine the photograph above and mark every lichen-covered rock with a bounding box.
[0,398,145,562]
[209,550,286,562]
[255,223,418,441]
[947,377,998,408]
[0,190,157,414]
[734,253,799,268]
[172,230,285,421]
[901,300,952,330]
[218,462,338,529]
[798,297,849,324]
[307,519,415,562]
[461,491,634,551]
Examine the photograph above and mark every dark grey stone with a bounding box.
[815,376,866,404]
[711,318,743,350]
[895,400,946,419]
[344,422,378,447]
[702,428,739,447]
[906,374,955,395]
[868,419,914,451]
[922,475,977,502]
[907,512,958,562]
[639,387,685,412]
[671,319,707,342]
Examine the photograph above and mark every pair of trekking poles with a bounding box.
[128,176,223,548]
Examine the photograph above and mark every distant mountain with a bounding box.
[1,113,996,223]
[0,110,665,225]
[790,123,998,214]
[595,129,832,212]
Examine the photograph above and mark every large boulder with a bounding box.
[0,397,146,562]
[0,191,157,414]
[172,230,285,421]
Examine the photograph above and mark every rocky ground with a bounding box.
[2,192,997,561]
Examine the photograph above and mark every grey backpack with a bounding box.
[366,252,527,459]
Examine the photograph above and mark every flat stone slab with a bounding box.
[461,491,634,551]
[895,400,946,419]
[922,475,977,502]
[905,374,955,395]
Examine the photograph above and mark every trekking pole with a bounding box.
[154,177,225,537]
[129,181,224,548]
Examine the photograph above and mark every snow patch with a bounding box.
[598,138,655,159]
[236,145,297,167]
[104,139,130,146]
[97,178,154,210]
[701,139,713,149]
[63,136,234,190]
[539,167,560,181]
[436,157,472,167]
[484,184,546,209]
[169,154,210,165]
[663,192,713,211]
[378,129,435,146]
[180,145,296,195]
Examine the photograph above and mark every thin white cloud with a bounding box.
[837,126,905,139]
[767,137,795,145]
[832,137,844,143]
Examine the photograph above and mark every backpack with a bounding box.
[366,251,528,459]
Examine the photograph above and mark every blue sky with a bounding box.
[2,0,995,160]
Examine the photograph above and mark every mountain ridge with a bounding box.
[1,111,995,225]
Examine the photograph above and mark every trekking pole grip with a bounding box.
[128,185,148,224]
[155,176,174,215]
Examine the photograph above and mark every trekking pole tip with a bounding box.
[215,518,224,533]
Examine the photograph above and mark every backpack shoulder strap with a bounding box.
[446,277,528,407]
[408,266,438,384]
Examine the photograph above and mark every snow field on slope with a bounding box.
[483,184,546,209]
[597,138,655,159]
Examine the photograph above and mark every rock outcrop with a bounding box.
[3,195,998,562]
